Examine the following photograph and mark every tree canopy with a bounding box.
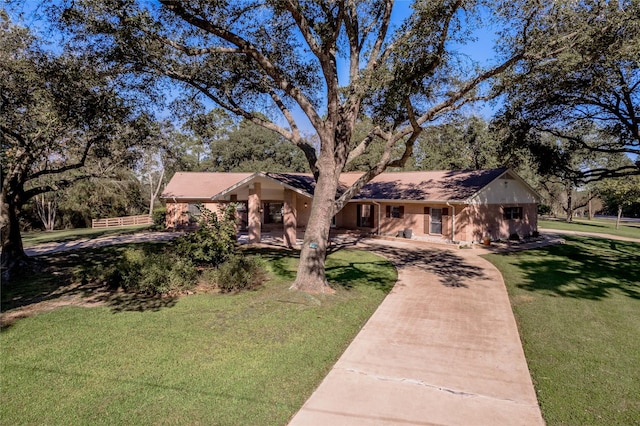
[50,0,565,292]
[0,12,150,279]
[497,0,640,181]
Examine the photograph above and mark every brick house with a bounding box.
[161,168,539,245]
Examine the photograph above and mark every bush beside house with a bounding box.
[110,204,265,295]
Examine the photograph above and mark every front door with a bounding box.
[430,208,442,234]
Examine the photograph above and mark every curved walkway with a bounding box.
[289,238,545,425]
[539,227,640,243]
[24,231,183,257]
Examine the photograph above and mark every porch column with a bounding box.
[283,189,297,248]
[248,183,262,243]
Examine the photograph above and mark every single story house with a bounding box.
[161,168,540,245]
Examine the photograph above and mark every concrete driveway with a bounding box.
[289,238,544,425]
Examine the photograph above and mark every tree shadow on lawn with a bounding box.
[242,246,298,282]
[501,236,640,301]
[324,260,396,293]
[280,235,487,290]
[1,244,177,329]
[243,246,397,293]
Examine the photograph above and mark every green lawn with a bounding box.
[485,236,640,425]
[21,225,153,248]
[0,245,396,425]
[539,218,640,240]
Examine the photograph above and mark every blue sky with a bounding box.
[8,1,502,132]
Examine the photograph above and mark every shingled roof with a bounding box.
[161,172,253,199]
[161,168,510,202]
[350,168,508,201]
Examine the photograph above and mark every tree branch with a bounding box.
[29,138,93,180]
[152,33,241,55]
[160,0,325,131]
[22,175,92,201]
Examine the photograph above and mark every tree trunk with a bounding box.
[566,191,573,222]
[290,169,339,294]
[1,189,27,282]
[616,206,622,230]
[35,193,57,231]
[148,168,164,216]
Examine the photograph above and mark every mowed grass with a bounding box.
[539,218,640,240]
[21,225,153,248]
[1,245,396,425]
[485,236,640,425]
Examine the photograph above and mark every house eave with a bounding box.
[349,198,468,204]
[211,172,313,201]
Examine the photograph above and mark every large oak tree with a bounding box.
[0,13,149,280]
[57,0,558,293]
[496,0,640,182]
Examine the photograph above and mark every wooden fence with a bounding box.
[92,214,153,229]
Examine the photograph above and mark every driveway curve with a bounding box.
[24,231,183,257]
[289,238,544,426]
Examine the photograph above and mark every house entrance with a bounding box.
[430,208,442,234]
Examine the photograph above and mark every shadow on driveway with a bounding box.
[358,241,486,289]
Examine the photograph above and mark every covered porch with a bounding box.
[212,173,314,248]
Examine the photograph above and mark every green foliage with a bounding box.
[537,204,552,215]
[175,204,238,266]
[50,0,561,292]
[216,255,267,293]
[112,247,197,295]
[1,13,151,279]
[205,118,309,173]
[57,174,147,228]
[598,175,640,215]
[412,116,501,171]
[151,207,167,230]
[497,0,640,181]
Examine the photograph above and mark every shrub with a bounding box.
[199,268,218,288]
[152,208,167,230]
[216,255,267,293]
[538,204,552,215]
[175,204,238,266]
[112,247,197,295]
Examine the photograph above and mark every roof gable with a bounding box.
[161,172,252,200]
[469,170,541,204]
[211,172,315,200]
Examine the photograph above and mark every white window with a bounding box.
[504,207,523,220]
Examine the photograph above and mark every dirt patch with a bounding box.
[1,283,110,329]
